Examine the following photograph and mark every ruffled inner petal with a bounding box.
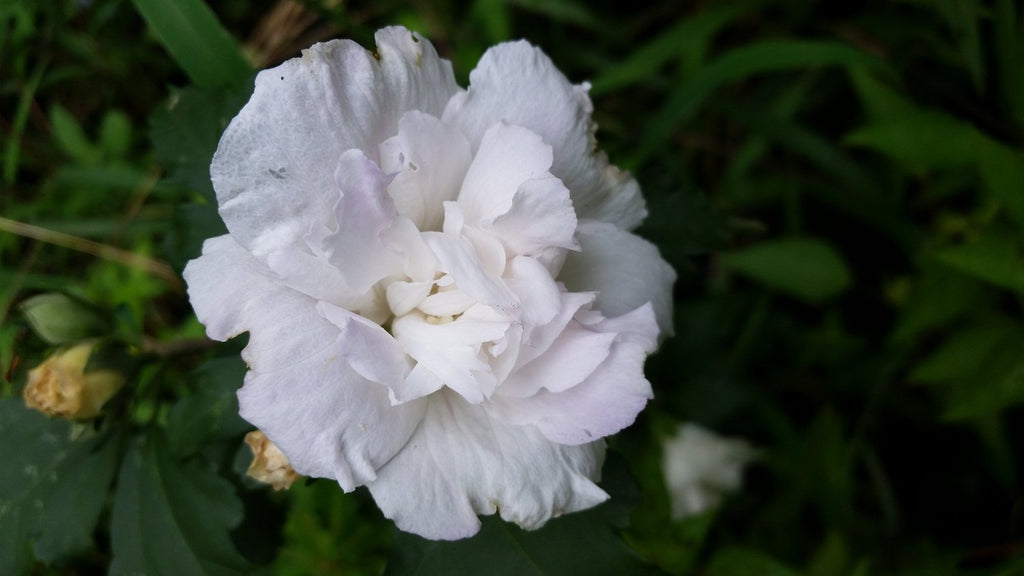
[487,304,658,445]
[379,111,472,231]
[490,176,578,257]
[457,123,553,226]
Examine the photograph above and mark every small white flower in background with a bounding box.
[184,26,675,540]
[662,423,758,520]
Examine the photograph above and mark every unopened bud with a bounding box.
[245,430,300,490]
[24,342,125,420]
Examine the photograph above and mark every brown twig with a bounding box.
[0,216,182,291]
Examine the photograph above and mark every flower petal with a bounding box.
[316,149,402,294]
[559,220,676,336]
[212,27,457,258]
[490,176,577,256]
[367,391,608,540]
[504,255,562,327]
[379,111,472,231]
[391,304,510,404]
[184,235,424,490]
[443,41,646,229]
[488,304,657,445]
[497,321,616,398]
[316,301,411,389]
[456,122,553,226]
[422,230,517,312]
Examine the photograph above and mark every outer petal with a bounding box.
[488,304,658,445]
[183,235,424,490]
[212,27,457,258]
[559,220,676,336]
[367,391,608,540]
[443,41,646,229]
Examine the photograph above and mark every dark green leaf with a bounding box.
[721,238,852,302]
[909,321,1016,385]
[591,4,750,95]
[505,0,600,29]
[890,267,991,344]
[110,434,250,576]
[847,67,914,123]
[638,189,730,273]
[706,547,802,576]
[934,234,1024,293]
[49,104,101,165]
[150,83,252,202]
[19,293,110,345]
[130,0,251,88]
[384,452,660,576]
[0,400,120,574]
[975,138,1024,227]
[844,110,976,175]
[166,356,250,458]
[635,40,888,164]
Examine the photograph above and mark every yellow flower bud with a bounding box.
[23,342,125,420]
[244,430,300,490]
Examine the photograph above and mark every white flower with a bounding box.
[184,27,675,540]
[662,423,757,520]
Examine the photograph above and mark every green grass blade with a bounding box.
[632,40,889,166]
[590,3,752,95]
[130,0,251,88]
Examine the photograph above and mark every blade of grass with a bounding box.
[130,0,251,88]
[632,40,890,166]
[590,2,753,96]
[3,60,46,185]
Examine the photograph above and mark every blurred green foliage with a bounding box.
[2,0,1023,574]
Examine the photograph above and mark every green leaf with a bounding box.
[166,356,250,458]
[150,83,251,202]
[19,293,110,345]
[908,319,1024,420]
[49,104,101,166]
[847,67,914,122]
[637,189,730,273]
[0,400,120,574]
[130,0,251,88]
[721,238,852,302]
[706,547,803,576]
[943,355,1024,421]
[890,267,991,344]
[275,484,392,576]
[909,322,1016,385]
[505,0,600,29]
[471,0,511,43]
[934,234,1024,293]
[384,452,660,576]
[975,137,1024,227]
[635,40,888,164]
[98,110,133,160]
[591,4,750,95]
[844,109,976,175]
[110,434,250,576]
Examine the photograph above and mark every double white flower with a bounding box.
[184,27,675,540]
